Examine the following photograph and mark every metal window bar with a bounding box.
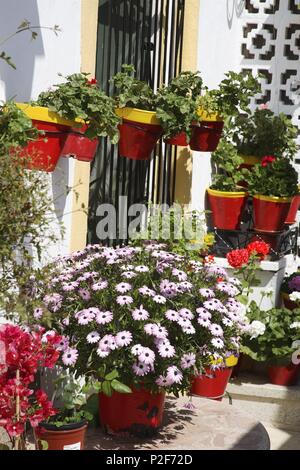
[88,0,186,246]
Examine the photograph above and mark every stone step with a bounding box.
[227,373,300,431]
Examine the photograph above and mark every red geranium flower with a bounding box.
[247,241,270,260]
[87,78,97,86]
[226,249,249,268]
[261,155,276,167]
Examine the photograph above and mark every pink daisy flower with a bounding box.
[78,289,91,301]
[115,282,132,293]
[131,344,144,356]
[86,332,100,344]
[156,375,172,387]
[158,343,175,358]
[181,353,196,369]
[139,286,156,297]
[152,324,168,339]
[96,311,113,325]
[196,307,212,320]
[211,338,224,349]
[132,362,150,377]
[182,324,196,335]
[166,366,183,384]
[138,347,155,365]
[116,331,133,347]
[77,310,95,325]
[172,268,187,281]
[179,308,194,320]
[121,271,137,279]
[165,310,179,321]
[116,295,133,306]
[33,307,43,319]
[209,323,224,337]
[96,348,110,358]
[62,348,78,366]
[153,295,166,304]
[222,317,233,327]
[197,317,211,328]
[177,317,192,328]
[144,323,156,335]
[132,306,149,321]
[92,281,108,291]
[199,288,214,298]
[99,334,116,351]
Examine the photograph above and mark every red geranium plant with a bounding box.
[0,324,60,450]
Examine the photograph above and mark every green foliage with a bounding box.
[0,101,39,151]
[228,108,298,159]
[210,139,250,191]
[197,71,261,118]
[246,158,299,197]
[242,302,300,364]
[36,73,120,143]
[155,71,203,140]
[111,64,155,110]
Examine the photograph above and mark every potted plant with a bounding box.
[36,73,120,162]
[34,371,94,450]
[208,140,250,229]
[228,107,298,168]
[31,243,248,435]
[241,303,300,386]
[246,157,299,232]
[280,272,300,310]
[0,324,60,450]
[112,64,162,160]
[194,71,260,152]
[155,71,203,146]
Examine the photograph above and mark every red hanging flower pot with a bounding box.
[61,125,98,162]
[164,131,188,146]
[191,367,233,401]
[207,188,248,230]
[99,388,165,435]
[116,108,162,160]
[16,104,76,172]
[285,193,300,225]
[35,421,88,450]
[253,195,292,232]
[190,121,224,152]
[267,364,300,386]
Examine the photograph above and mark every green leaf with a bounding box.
[104,370,119,381]
[111,380,132,394]
[102,380,112,397]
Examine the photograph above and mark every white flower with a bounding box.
[290,322,300,329]
[289,291,300,302]
[249,320,266,339]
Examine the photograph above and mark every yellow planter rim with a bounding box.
[207,188,248,198]
[115,107,161,125]
[210,355,239,367]
[16,103,80,127]
[239,154,261,165]
[197,107,223,122]
[253,194,292,203]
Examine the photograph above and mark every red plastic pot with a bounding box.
[99,388,165,435]
[268,364,300,386]
[35,421,87,450]
[191,367,233,400]
[61,126,98,162]
[207,188,248,230]
[189,121,224,152]
[164,132,188,146]
[285,194,300,225]
[18,120,69,172]
[253,195,292,233]
[118,119,163,160]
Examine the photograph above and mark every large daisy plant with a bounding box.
[31,243,249,396]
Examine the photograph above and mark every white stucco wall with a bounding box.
[0,0,82,258]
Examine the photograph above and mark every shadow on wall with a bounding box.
[0,0,44,101]
[227,0,245,29]
[174,148,193,205]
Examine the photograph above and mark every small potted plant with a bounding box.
[242,303,300,386]
[0,324,60,450]
[36,73,120,162]
[280,272,300,310]
[229,107,298,168]
[34,371,94,450]
[194,71,260,152]
[246,157,299,232]
[31,243,248,435]
[112,64,161,160]
[155,71,203,146]
[207,140,250,229]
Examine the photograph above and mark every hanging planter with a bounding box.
[253,194,292,233]
[35,421,88,450]
[116,107,162,160]
[285,191,300,225]
[189,109,224,152]
[164,131,189,146]
[60,124,98,162]
[191,355,238,401]
[207,188,248,230]
[238,155,261,171]
[99,387,165,436]
[16,104,76,172]
[267,364,300,386]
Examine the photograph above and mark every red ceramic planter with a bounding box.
[61,126,98,162]
[118,119,163,160]
[164,132,188,146]
[99,388,165,435]
[35,421,87,450]
[207,188,248,230]
[18,120,69,172]
[268,364,300,386]
[253,195,292,232]
[191,367,233,400]
[189,121,224,152]
[285,194,300,225]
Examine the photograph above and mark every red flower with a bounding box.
[226,249,249,268]
[87,78,97,86]
[247,241,270,260]
[204,255,215,266]
[261,155,276,167]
